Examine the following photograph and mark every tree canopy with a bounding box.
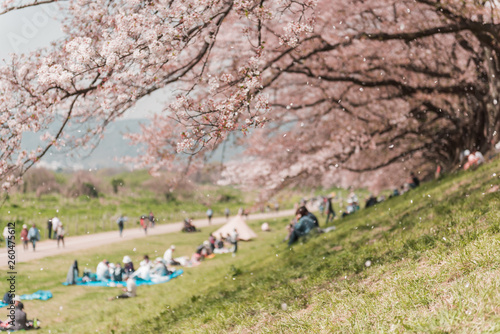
[1,0,499,193]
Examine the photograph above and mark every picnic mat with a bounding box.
[63,269,183,287]
[0,290,53,307]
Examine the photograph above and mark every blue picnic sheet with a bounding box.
[21,290,53,300]
[0,290,53,307]
[62,269,183,287]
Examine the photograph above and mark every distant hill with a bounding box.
[21,118,243,171]
[21,118,148,170]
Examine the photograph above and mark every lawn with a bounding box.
[2,157,500,333]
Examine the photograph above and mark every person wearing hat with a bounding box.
[122,256,135,274]
[163,245,180,266]
[11,296,28,331]
[110,275,137,300]
[20,224,29,251]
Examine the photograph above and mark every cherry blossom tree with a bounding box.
[0,0,499,194]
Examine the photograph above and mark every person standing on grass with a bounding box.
[230,228,239,256]
[225,208,230,220]
[209,233,216,252]
[56,223,65,248]
[206,208,213,225]
[325,195,336,225]
[116,215,125,237]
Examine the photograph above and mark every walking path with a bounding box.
[1,210,294,265]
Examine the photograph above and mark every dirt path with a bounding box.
[0,210,294,265]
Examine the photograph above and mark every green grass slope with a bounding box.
[130,158,500,333]
[3,158,500,333]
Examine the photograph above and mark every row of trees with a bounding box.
[0,0,498,194]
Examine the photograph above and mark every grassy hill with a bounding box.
[4,157,500,333]
[130,157,500,333]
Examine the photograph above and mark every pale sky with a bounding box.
[0,2,168,120]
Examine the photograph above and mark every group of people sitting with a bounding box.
[462,149,485,171]
[66,250,182,287]
[94,255,176,283]
[192,230,240,262]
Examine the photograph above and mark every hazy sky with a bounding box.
[1,3,235,168]
[0,3,169,120]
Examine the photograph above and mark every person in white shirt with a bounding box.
[56,224,65,248]
[51,217,61,239]
[110,275,137,300]
[96,260,111,281]
[3,226,10,250]
[163,245,181,265]
[133,255,152,280]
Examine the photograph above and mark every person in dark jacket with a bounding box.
[409,172,420,188]
[11,298,27,331]
[47,219,53,240]
[325,196,336,225]
[66,260,79,285]
[123,256,135,274]
[288,207,317,246]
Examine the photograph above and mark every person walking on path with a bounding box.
[206,208,213,225]
[2,225,11,250]
[116,215,126,237]
[140,216,147,235]
[27,224,41,252]
[47,219,53,240]
[51,217,61,240]
[20,224,29,251]
[148,211,155,228]
[56,224,65,248]
[224,208,230,220]
[325,195,336,225]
